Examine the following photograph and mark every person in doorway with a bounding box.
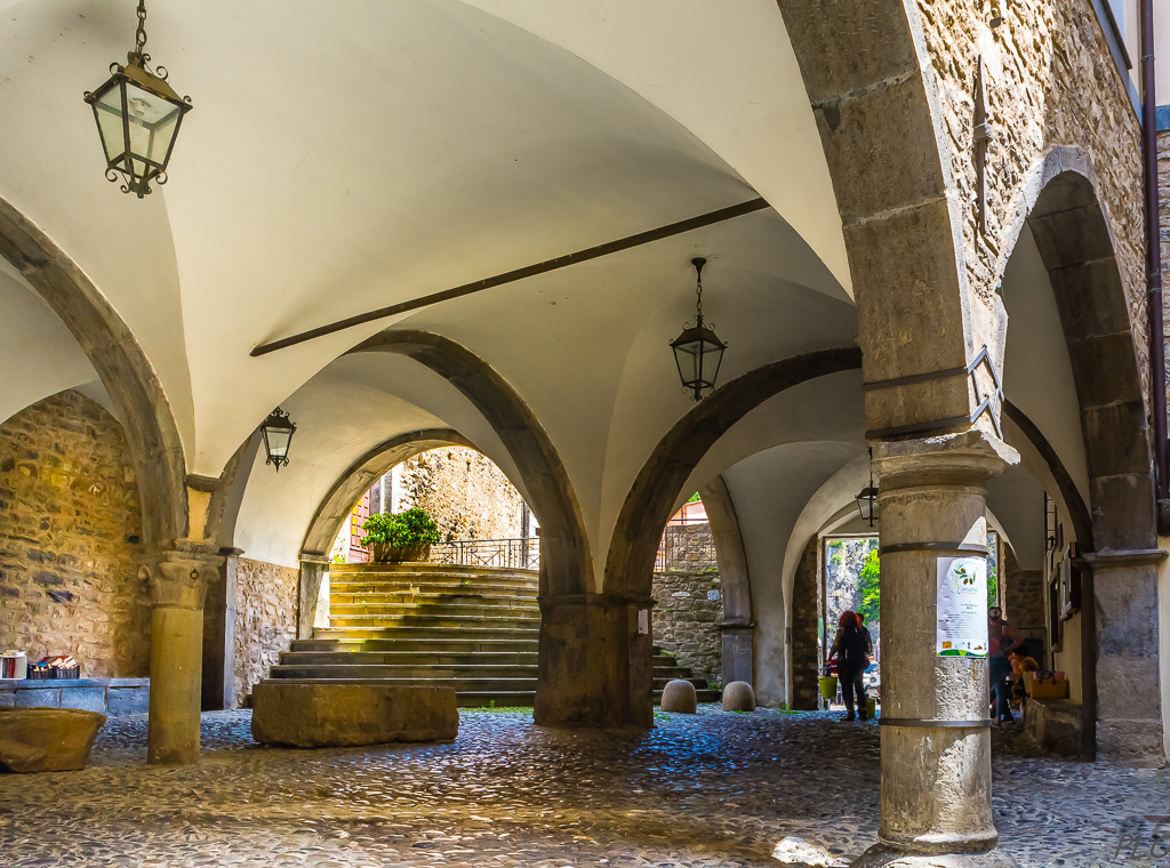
[829,610,872,721]
[988,606,1023,724]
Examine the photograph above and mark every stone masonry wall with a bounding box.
[0,390,149,677]
[396,447,525,542]
[651,523,722,684]
[790,538,822,710]
[919,0,1147,395]
[232,557,297,707]
[1156,128,1170,417]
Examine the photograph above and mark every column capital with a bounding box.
[140,545,224,609]
[299,551,332,566]
[873,429,1019,489]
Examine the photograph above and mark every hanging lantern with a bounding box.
[670,257,727,401]
[855,447,879,528]
[261,408,297,472]
[83,0,192,198]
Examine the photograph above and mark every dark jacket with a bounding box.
[831,624,873,670]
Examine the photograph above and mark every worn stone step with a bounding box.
[330,590,539,606]
[329,600,540,617]
[311,627,541,643]
[281,650,540,666]
[329,564,537,587]
[330,581,539,598]
[292,637,540,653]
[270,664,539,679]
[326,614,541,630]
[265,675,539,693]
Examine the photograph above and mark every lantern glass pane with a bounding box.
[264,427,293,460]
[125,83,183,167]
[93,86,127,164]
[699,339,725,385]
[673,339,702,385]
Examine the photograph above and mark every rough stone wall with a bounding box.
[651,524,722,684]
[1156,128,1170,416]
[0,390,148,677]
[232,557,297,706]
[918,0,1146,394]
[790,538,822,710]
[1001,543,1046,635]
[397,447,525,542]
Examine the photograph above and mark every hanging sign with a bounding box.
[936,556,988,657]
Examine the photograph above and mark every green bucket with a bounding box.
[866,697,877,718]
[818,675,838,700]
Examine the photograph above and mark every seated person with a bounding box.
[1009,647,1039,708]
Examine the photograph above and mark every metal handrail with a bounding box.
[428,538,540,571]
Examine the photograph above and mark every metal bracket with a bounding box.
[968,345,1004,438]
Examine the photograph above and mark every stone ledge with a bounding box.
[251,681,458,748]
[1022,696,1083,758]
[0,678,148,716]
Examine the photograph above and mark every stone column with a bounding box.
[855,431,1017,868]
[297,553,331,640]
[1083,550,1165,765]
[719,623,754,687]
[200,548,240,711]
[534,593,653,728]
[144,548,222,765]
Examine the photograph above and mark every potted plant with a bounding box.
[360,508,441,563]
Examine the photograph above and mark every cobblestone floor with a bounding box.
[1,707,1167,867]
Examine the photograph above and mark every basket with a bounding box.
[26,666,53,680]
[53,666,80,680]
[818,675,838,700]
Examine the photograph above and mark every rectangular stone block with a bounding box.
[251,681,458,748]
[107,686,150,716]
[0,690,14,708]
[13,688,60,708]
[58,687,107,714]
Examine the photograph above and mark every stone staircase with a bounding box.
[268,562,719,706]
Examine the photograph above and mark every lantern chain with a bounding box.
[134,0,148,57]
[693,257,706,325]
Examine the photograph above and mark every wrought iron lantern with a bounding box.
[670,257,727,401]
[855,447,879,528]
[260,408,297,472]
[83,0,192,198]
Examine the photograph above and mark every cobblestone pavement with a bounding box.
[1,707,1166,867]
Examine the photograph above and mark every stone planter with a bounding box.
[0,707,106,772]
[370,542,431,563]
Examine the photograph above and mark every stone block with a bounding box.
[660,680,697,714]
[1021,698,1082,758]
[721,681,755,712]
[58,687,107,714]
[0,690,13,708]
[14,688,59,708]
[251,681,458,748]
[107,686,149,716]
[0,707,106,772]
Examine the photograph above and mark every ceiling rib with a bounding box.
[251,196,770,357]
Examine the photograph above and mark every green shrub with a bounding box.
[359,508,441,548]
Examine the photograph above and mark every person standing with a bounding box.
[988,606,1023,724]
[830,610,872,721]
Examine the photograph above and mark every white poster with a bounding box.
[936,556,989,658]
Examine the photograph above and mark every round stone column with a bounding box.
[853,431,1017,868]
[144,549,221,765]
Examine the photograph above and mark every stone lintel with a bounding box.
[717,620,756,632]
[1079,548,1168,568]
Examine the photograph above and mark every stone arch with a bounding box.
[697,475,754,686]
[604,347,862,600]
[301,428,475,558]
[347,330,592,598]
[998,149,1160,763]
[0,198,187,547]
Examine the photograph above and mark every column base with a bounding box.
[851,844,1018,868]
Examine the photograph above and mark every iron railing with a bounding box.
[428,538,540,571]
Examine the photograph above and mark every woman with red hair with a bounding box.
[830,610,872,720]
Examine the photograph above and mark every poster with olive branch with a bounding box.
[936,557,989,658]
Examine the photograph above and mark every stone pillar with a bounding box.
[855,431,1017,868]
[719,623,754,687]
[298,553,331,640]
[144,548,222,765]
[534,594,653,728]
[1083,550,1165,765]
[201,548,240,710]
[790,537,822,710]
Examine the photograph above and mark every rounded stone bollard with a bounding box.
[660,679,698,713]
[722,681,755,712]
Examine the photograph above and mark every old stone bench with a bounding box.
[251,681,458,748]
[1022,696,1083,757]
[0,707,106,772]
